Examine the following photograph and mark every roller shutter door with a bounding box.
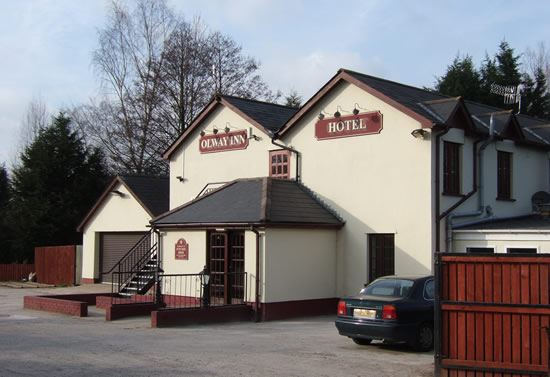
[100,232,146,283]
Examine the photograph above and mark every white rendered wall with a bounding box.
[262,228,338,302]
[168,105,276,209]
[81,182,151,281]
[453,230,550,253]
[283,82,434,296]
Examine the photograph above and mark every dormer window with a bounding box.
[269,150,290,179]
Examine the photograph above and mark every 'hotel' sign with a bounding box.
[315,111,383,140]
[199,130,249,153]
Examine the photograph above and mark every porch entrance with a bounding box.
[208,231,245,305]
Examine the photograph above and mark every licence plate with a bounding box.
[353,308,376,319]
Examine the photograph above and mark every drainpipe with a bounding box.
[445,115,495,252]
[271,136,301,182]
[435,126,450,252]
[250,226,261,322]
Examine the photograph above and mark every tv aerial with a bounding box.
[490,83,522,113]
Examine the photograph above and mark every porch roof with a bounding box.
[151,177,345,228]
[454,214,550,231]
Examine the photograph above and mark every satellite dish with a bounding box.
[490,83,522,112]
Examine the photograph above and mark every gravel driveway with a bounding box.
[0,285,434,376]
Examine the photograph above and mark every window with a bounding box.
[368,234,395,283]
[269,150,290,179]
[497,151,512,200]
[507,248,537,254]
[467,247,495,254]
[443,141,461,195]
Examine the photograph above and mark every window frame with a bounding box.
[269,150,291,179]
[497,150,512,200]
[443,141,461,196]
[367,233,395,283]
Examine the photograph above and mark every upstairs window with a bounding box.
[497,151,512,200]
[443,141,461,195]
[269,150,290,179]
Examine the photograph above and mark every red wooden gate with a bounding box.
[435,253,550,377]
[35,245,77,285]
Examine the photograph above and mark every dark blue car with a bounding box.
[335,275,435,351]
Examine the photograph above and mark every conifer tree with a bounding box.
[7,114,108,262]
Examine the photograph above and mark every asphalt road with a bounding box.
[0,285,434,377]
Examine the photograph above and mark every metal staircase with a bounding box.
[106,230,161,299]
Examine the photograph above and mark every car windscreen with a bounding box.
[360,279,415,297]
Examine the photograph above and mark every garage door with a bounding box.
[100,232,146,283]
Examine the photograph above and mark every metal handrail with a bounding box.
[104,230,154,275]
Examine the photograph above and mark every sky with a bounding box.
[1,0,549,166]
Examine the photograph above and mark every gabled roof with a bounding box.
[151,177,344,228]
[162,95,297,160]
[277,69,442,137]
[77,174,169,232]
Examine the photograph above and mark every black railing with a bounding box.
[157,272,248,310]
[111,270,157,305]
[107,230,159,299]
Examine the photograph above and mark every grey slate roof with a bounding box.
[342,69,550,146]
[120,175,169,216]
[455,215,550,231]
[222,96,298,134]
[344,69,448,123]
[152,177,344,227]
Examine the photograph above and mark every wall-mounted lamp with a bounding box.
[411,128,427,139]
[248,127,260,141]
[176,176,184,182]
[110,190,125,197]
[353,103,369,115]
[200,130,205,137]
[225,126,230,133]
[213,127,218,134]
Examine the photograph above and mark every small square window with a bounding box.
[269,150,291,179]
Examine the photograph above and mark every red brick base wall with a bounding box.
[81,278,99,284]
[23,293,116,317]
[105,302,159,321]
[151,305,253,328]
[259,298,339,321]
[24,296,87,317]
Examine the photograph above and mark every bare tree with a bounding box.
[524,41,550,88]
[80,0,280,174]
[207,32,280,102]
[157,18,211,143]
[84,0,175,174]
[10,95,51,168]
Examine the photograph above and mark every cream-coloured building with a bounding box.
[81,69,550,320]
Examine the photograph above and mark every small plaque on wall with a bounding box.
[175,238,189,260]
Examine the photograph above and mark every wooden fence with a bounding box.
[435,253,550,377]
[35,245,77,286]
[0,264,35,281]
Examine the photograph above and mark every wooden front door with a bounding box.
[208,231,245,305]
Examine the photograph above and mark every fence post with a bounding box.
[434,251,442,377]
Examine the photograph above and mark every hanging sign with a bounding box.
[199,130,249,153]
[315,111,383,140]
[175,238,189,260]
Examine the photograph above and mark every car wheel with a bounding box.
[412,323,433,352]
[352,337,372,346]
